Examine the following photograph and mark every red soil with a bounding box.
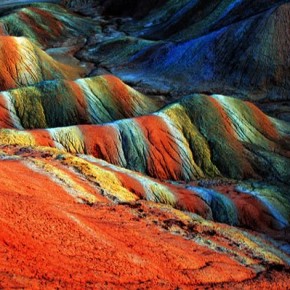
[136,115,183,180]
[30,129,55,146]
[85,157,212,217]
[167,184,212,217]
[208,97,243,152]
[28,7,64,41]
[208,184,290,237]
[68,81,89,122]
[0,93,14,128]
[0,36,19,90]
[245,101,280,141]
[18,11,51,45]
[113,170,147,198]
[208,97,255,177]
[0,158,262,289]
[80,124,123,165]
[103,75,133,116]
[0,146,289,288]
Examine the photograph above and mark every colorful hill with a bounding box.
[0,1,289,288]
[0,3,98,47]
[0,145,289,288]
[0,36,84,91]
[0,75,160,129]
[1,94,289,183]
[80,0,290,121]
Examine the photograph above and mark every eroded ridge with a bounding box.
[1,94,289,183]
[0,145,289,288]
[0,75,160,129]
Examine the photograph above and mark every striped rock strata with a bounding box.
[0,1,289,288]
[81,0,290,121]
[0,3,98,47]
[0,75,160,129]
[0,36,84,91]
[0,145,289,288]
[1,94,289,183]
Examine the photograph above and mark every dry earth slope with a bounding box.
[0,0,289,288]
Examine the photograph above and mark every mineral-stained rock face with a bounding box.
[0,36,84,91]
[0,3,98,47]
[0,1,289,288]
[123,1,290,99]
[0,75,160,129]
[0,146,289,288]
[2,94,289,183]
[81,0,290,121]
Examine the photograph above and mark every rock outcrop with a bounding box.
[0,75,160,129]
[0,3,98,47]
[81,0,290,121]
[0,1,289,288]
[0,36,84,91]
[1,94,289,183]
[0,145,289,288]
